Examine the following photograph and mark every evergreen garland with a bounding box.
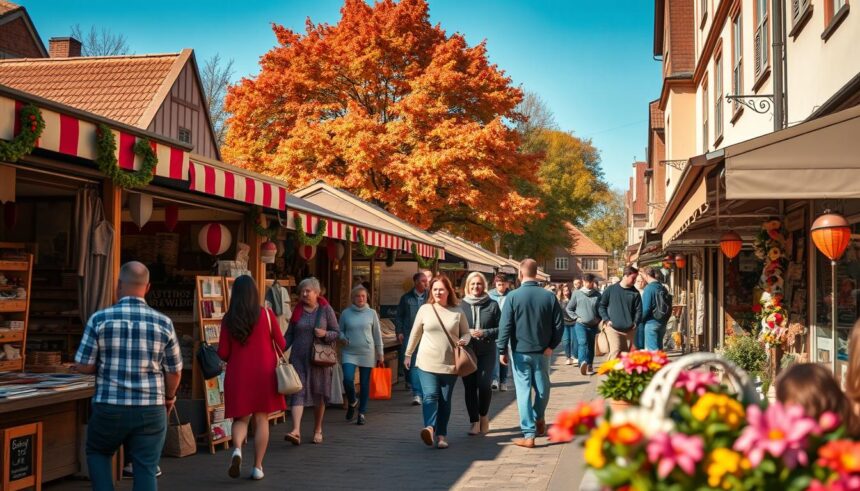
[0,104,45,162]
[347,228,379,257]
[411,244,439,269]
[385,249,396,267]
[295,215,327,246]
[95,123,158,189]
[248,207,278,240]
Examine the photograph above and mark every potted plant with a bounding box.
[596,350,669,410]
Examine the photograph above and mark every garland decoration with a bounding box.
[385,249,397,267]
[295,214,327,246]
[348,228,378,257]
[411,244,439,270]
[248,207,278,240]
[753,218,789,349]
[95,123,158,189]
[0,104,45,162]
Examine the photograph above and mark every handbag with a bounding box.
[370,364,392,400]
[196,342,223,380]
[595,323,610,357]
[432,304,477,377]
[311,307,338,367]
[268,309,302,395]
[163,407,196,458]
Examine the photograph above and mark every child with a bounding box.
[776,362,855,436]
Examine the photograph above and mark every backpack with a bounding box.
[652,285,673,322]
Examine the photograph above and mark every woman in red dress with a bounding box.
[217,275,285,481]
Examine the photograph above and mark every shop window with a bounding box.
[555,257,569,271]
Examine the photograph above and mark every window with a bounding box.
[754,0,770,80]
[702,80,709,151]
[714,53,723,142]
[823,0,850,41]
[178,127,192,144]
[700,0,709,27]
[731,11,743,114]
[582,258,600,271]
[555,257,569,271]
[790,0,813,37]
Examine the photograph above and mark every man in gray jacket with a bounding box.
[565,273,602,375]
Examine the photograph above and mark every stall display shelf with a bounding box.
[0,247,32,374]
[0,359,24,371]
[194,276,231,454]
[0,331,24,342]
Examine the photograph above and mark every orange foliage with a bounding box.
[223,0,540,238]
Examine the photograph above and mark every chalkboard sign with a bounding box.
[2,422,42,491]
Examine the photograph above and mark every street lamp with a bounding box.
[811,210,851,375]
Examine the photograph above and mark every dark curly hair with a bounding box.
[222,275,261,345]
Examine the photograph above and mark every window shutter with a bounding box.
[792,0,800,21]
[754,27,762,77]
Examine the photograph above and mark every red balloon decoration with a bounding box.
[198,223,232,256]
[164,205,179,232]
[261,240,277,264]
[298,244,317,261]
[811,211,851,261]
[720,231,742,260]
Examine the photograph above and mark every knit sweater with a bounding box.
[459,295,501,356]
[404,304,471,375]
[338,305,384,368]
[598,283,643,331]
[497,281,564,354]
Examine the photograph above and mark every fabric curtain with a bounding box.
[76,188,115,324]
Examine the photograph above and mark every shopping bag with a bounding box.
[163,407,196,457]
[595,324,610,357]
[369,365,392,400]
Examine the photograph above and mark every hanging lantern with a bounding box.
[298,244,317,261]
[674,254,687,269]
[128,193,153,229]
[662,254,675,269]
[3,202,16,229]
[261,240,277,264]
[811,211,851,261]
[335,242,346,260]
[164,205,179,232]
[326,240,338,261]
[198,223,232,256]
[720,231,743,260]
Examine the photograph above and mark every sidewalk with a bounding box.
[47,354,596,491]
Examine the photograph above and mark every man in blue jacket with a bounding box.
[396,272,428,405]
[639,266,669,350]
[498,259,564,448]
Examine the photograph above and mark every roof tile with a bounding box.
[565,223,610,256]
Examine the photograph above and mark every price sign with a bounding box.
[2,422,42,491]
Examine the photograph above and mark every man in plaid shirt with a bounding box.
[75,261,182,491]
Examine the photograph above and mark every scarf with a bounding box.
[290,295,330,325]
[462,294,490,329]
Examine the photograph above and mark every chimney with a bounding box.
[49,37,82,58]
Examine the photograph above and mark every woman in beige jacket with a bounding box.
[404,275,470,449]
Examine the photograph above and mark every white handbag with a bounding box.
[267,310,302,395]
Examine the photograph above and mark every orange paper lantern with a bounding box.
[720,231,742,260]
[811,212,851,261]
[662,254,675,269]
[674,254,687,269]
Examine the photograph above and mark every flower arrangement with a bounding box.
[596,350,669,404]
[753,218,789,349]
[552,366,858,490]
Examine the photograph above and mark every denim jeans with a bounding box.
[416,368,457,436]
[462,351,496,422]
[342,363,371,414]
[492,345,509,383]
[574,323,599,366]
[510,351,551,439]
[635,324,646,350]
[86,403,166,491]
[644,321,667,351]
[562,324,578,359]
[399,334,423,397]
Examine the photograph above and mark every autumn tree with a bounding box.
[200,54,235,149]
[223,0,539,238]
[582,189,626,275]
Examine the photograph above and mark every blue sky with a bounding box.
[22,0,660,190]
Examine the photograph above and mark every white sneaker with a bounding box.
[412,395,422,406]
[123,463,162,478]
[251,467,264,480]
[228,448,241,479]
[499,382,508,392]
[565,358,573,365]
[491,380,500,390]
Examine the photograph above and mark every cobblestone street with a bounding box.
[47,353,598,491]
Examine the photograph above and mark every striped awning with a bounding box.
[189,159,287,211]
[0,96,188,180]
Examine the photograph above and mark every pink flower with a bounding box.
[808,475,860,491]
[819,411,841,433]
[646,432,704,478]
[733,403,819,469]
[674,370,720,396]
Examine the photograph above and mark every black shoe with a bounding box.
[346,401,357,421]
[357,414,366,425]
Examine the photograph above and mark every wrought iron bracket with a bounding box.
[660,160,687,170]
[725,94,774,114]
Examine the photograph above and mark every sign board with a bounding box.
[2,422,42,491]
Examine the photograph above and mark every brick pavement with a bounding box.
[47,353,597,491]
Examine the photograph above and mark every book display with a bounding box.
[0,244,33,373]
[194,276,231,454]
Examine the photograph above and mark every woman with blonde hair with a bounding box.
[459,272,501,435]
[404,275,471,449]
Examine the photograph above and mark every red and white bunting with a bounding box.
[0,96,189,180]
[189,160,287,211]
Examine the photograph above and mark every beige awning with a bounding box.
[661,175,709,246]
[725,103,860,199]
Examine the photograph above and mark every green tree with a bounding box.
[582,189,626,274]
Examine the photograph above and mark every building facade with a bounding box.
[545,223,610,284]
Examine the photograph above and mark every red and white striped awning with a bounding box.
[287,211,443,258]
[189,159,287,211]
[0,96,189,180]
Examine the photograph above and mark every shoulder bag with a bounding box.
[268,309,303,395]
[163,407,196,458]
[432,304,477,377]
[197,342,223,380]
[311,307,338,367]
[595,322,610,357]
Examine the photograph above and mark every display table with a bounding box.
[0,386,93,484]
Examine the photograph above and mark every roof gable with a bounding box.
[0,2,48,58]
[565,223,609,256]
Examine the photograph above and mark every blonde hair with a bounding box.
[464,272,487,294]
[777,363,854,435]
